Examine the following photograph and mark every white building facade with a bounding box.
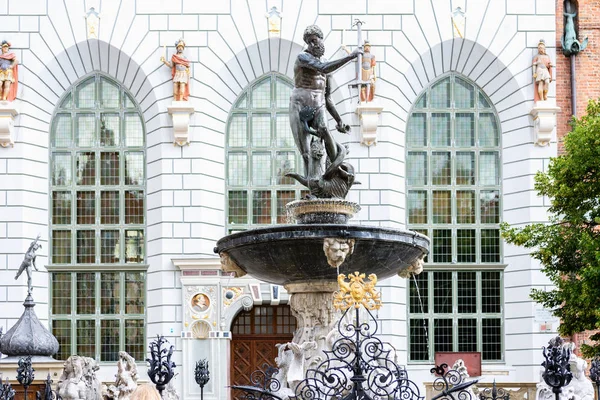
[0,0,559,398]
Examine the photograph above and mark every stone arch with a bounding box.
[23,38,160,145]
[222,294,254,331]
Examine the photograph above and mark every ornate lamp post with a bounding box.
[16,356,34,400]
[541,337,572,400]
[194,359,210,400]
[146,335,176,396]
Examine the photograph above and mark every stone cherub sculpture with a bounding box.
[286,25,362,199]
[532,39,553,102]
[160,39,190,101]
[562,0,588,57]
[343,40,376,103]
[102,352,139,400]
[0,40,18,102]
[14,234,42,295]
[58,355,102,400]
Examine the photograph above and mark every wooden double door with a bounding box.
[230,305,296,399]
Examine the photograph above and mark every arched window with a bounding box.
[226,73,304,233]
[406,74,503,362]
[49,74,146,362]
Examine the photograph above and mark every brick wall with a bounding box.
[556,0,600,153]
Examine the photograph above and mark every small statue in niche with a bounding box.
[343,40,376,102]
[14,234,41,295]
[0,40,18,102]
[532,39,553,102]
[160,39,190,101]
[562,0,588,57]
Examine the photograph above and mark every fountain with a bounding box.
[214,24,429,394]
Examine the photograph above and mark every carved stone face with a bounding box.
[307,34,325,58]
[323,238,355,268]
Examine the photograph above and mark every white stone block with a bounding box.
[136,0,181,14]
[182,0,230,13]
[150,14,168,30]
[536,0,555,14]
[8,0,46,14]
[367,0,413,14]
[173,191,191,207]
[169,14,198,31]
[359,190,380,205]
[198,15,217,31]
[173,223,191,238]
[507,0,535,14]
[0,16,19,31]
[517,15,555,31]
[19,15,40,32]
[0,0,6,14]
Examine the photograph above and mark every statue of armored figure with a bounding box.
[0,40,18,102]
[343,40,376,103]
[160,39,191,101]
[532,39,553,102]
[286,25,362,199]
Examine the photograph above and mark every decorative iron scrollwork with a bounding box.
[478,381,510,400]
[430,363,478,400]
[231,364,283,400]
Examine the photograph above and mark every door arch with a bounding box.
[230,305,296,398]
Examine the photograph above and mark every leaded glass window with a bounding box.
[408,270,503,361]
[49,74,146,361]
[226,74,305,232]
[51,271,145,361]
[406,74,503,362]
[406,75,501,264]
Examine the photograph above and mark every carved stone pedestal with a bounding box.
[275,281,341,393]
[0,102,18,148]
[355,103,383,146]
[530,101,560,146]
[167,101,195,146]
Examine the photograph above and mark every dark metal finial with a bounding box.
[541,337,572,399]
[194,359,210,400]
[17,356,35,400]
[146,335,176,396]
[0,378,16,400]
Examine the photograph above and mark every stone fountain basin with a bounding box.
[214,224,429,286]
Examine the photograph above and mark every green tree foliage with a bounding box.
[501,99,600,357]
